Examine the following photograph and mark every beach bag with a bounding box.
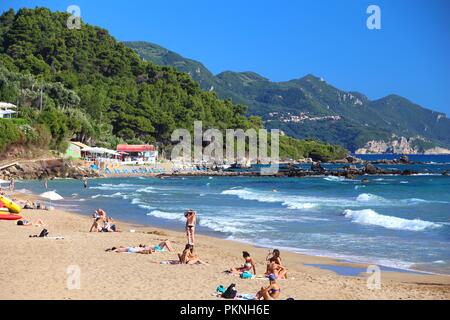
[240,271,253,279]
[39,229,49,237]
[221,284,237,299]
[216,285,225,294]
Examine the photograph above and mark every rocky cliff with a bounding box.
[0,159,99,181]
[355,136,450,154]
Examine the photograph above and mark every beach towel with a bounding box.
[236,294,256,300]
[160,260,181,265]
[240,271,253,279]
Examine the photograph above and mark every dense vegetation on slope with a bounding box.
[0,8,347,161]
[126,41,450,152]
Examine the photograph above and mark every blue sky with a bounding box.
[2,0,450,114]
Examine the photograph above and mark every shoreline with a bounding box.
[14,176,450,276]
[1,190,450,299]
[2,155,450,184]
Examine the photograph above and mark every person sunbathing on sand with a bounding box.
[256,274,281,300]
[107,246,152,254]
[17,219,45,227]
[228,251,256,274]
[265,249,288,279]
[106,240,174,254]
[178,244,208,265]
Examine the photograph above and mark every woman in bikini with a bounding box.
[178,244,208,265]
[89,208,107,232]
[184,209,197,248]
[229,251,256,275]
[265,249,288,279]
[256,274,281,300]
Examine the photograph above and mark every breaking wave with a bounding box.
[342,209,442,231]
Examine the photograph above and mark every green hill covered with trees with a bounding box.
[0,8,347,161]
[126,41,450,152]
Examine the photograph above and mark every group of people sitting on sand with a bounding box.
[104,240,208,265]
[104,209,208,265]
[23,200,48,210]
[96,206,285,299]
[225,249,287,300]
[228,249,288,280]
[89,208,119,232]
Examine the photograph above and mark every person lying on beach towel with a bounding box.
[105,240,174,254]
[28,228,63,239]
[227,251,256,275]
[17,219,45,227]
[178,244,208,265]
[255,274,281,300]
[106,246,153,254]
[265,249,288,279]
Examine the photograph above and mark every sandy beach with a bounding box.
[0,192,449,300]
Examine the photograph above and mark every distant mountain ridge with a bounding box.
[125,41,450,153]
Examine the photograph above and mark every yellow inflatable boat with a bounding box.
[0,195,22,214]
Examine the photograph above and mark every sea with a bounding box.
[15,154,450,275]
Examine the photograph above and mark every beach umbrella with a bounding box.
[39,190,64,208]
[40,191,64,200]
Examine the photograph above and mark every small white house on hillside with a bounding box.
[0,102,17,119]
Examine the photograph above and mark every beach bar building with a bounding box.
[116,144,158,164]
[65,141,89,159]
[0,102,18,119]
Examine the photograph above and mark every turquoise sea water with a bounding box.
[16,158,450,275]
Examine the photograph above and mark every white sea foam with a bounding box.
[433,260,446,264]
[146,210,184,222]
[199,218,246,233]
[222,188,350,209]
[323,176,346,182]
[15,188,32,194]
[136,186,155,193]
[284,202,318,210]
[91,192,128,200]
[90,183,137,191]
[356,193,386,203]
[342,209,442,231]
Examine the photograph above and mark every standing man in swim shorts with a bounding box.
[184,209,197,250]
[82,176,88,189]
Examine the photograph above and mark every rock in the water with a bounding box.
[346,155,362,164]
[401,169,416,176]
[310,162,325,173]
[364,163,378,174]
[399,155,409,164]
